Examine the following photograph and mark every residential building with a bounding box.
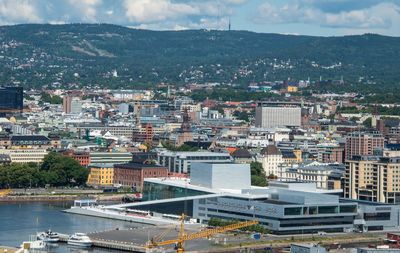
[345,132,384,160]
[87,163,114,187]
[157,151,232,174]
[231,148,253,164]
[257,145,284,177]
[255,101,301,128]
[345,156,400,203]
[317,144,344,164]
[113,163,168,191]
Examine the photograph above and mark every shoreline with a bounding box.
[0,193,130,203]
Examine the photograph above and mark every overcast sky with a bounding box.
[1,0,399,36]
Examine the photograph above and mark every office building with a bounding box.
[113,163,168,191]
[63,96,72,114]
[87,163,115,187]
[157,151,232,174]
[63,96,82,114]
[0,149,48,163]
[279,163,344,190]
[62,150,90,166]
[77,125,134,139]
[345,132,384,160]
[345,156,400,203]
[0,86,23,112]
[255,101,301,128]
[71,98,82,114]
[89,152,132,164]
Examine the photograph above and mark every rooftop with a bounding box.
[114,163,167,170]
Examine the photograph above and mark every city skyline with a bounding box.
[0,0,399,36]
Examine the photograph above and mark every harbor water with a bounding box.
[0,201,140,252]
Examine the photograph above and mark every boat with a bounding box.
[37,230,59,242]
[21,235,47,251]
[67,233,92,247]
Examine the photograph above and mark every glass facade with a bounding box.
[142,181,210,201]
[0,87,23,110]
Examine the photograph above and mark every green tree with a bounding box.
[250,162,267,187]
[41,152,88,186]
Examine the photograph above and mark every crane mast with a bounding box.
[146,214,259,253]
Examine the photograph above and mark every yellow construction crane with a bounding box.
[146,214,259,253]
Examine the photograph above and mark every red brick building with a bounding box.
[62,150,90,166]
[113,163,168,191]
[345,132,384,160]
[321,146,344,164]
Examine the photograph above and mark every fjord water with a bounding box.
[0,202,136,252]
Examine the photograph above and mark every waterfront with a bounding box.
[0,201,138,252]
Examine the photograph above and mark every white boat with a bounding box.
[37,230,59,242]
[67,233,92,247]
[20,235,47,251]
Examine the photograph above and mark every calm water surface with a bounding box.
[0,201,138,252]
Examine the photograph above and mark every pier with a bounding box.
[58,231,147,252]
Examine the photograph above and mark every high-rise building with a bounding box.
[70,99,82,114]
[63,96,82,114]
[0,86,23,112]
[255,101,301,128]
[345,132,384,160]
[63,96,72,113]
[345,156,400,203]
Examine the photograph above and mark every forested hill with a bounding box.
[0,23,399,90]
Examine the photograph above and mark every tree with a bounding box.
[250,162,267,187]
[41,152,88,186]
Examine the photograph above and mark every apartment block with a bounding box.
[345,132,384,160]
[345,156,400,203]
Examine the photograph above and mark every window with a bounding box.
[364,212,391,221]
[340,205,357,213]
[284,207,302,216]
[318,206,338,214]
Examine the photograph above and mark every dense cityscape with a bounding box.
[1,1,400,253]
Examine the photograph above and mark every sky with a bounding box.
[0,0,399,36]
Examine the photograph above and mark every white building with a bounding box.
[157,151,232,174]
[256,145,284,176]
[255,102,301,128]
[0,149,48,163]
[70,99,82,114]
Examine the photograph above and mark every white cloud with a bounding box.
[255,1,400,30]
[122,0,199,23]
[68,0,102,22]
[0,0,41,24]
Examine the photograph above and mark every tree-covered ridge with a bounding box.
[0,24,399,90]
